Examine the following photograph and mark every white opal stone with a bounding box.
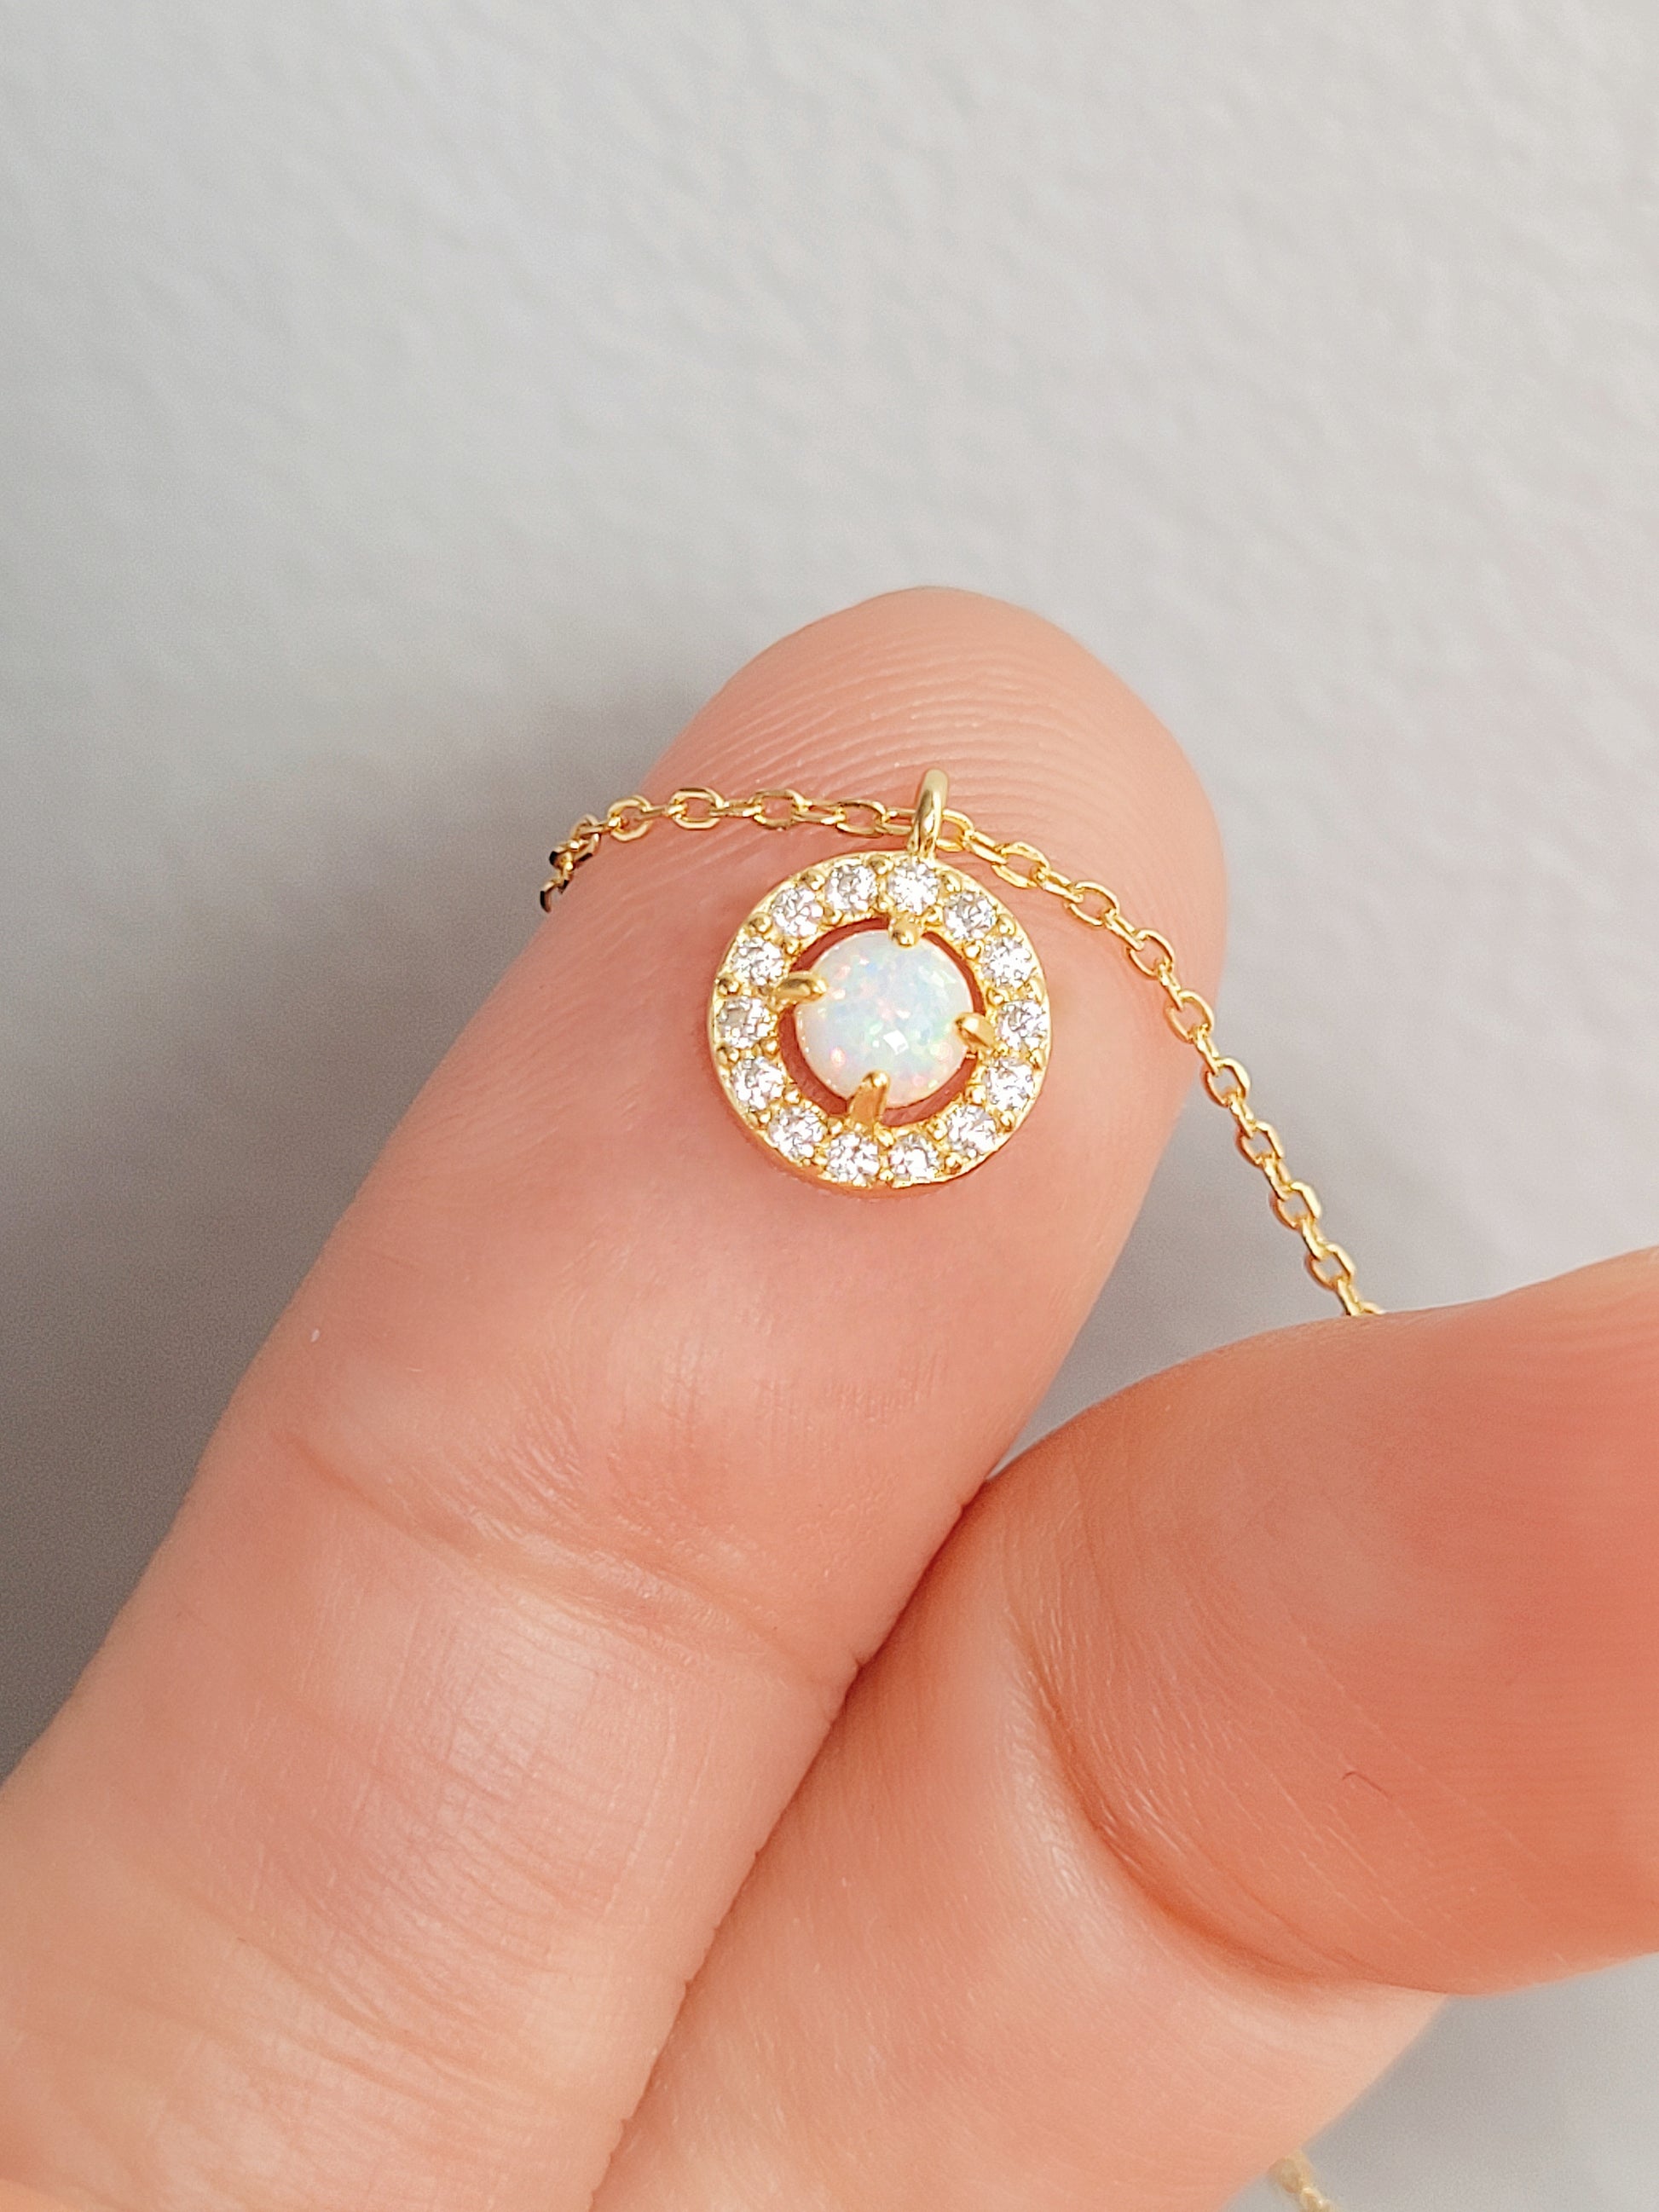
[795,930,972,1107]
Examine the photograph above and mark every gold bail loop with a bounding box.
[907,767,949,861]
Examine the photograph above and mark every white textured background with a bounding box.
[3,4,1657,2205]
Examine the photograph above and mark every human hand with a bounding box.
[3,591,1654,2211]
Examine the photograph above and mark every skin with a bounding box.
[0,588,1655,2211]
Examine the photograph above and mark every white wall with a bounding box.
[3,5,1657,2203]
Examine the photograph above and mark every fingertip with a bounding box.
[0,592,1238,2209]
[1008,1248,1659,1994]
[662,587,1227,994]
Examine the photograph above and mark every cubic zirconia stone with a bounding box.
[887,1133,941,1185]
[885,858,940,914]
[824,1129,882,1185]
[767,1103,826,1163]
[980,933,1036,989]
[716,995,772,1048]
[997,996,1049,1053]
[795,931,973,1108]
[824,858,879,917]
[940,1102,997,1159]
[730,1054,785,1112]
[939,888,997,945]
[770,882,824,942]
[726,932,787,988]
[982,1060,1038,1114]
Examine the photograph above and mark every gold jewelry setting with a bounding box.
[707,771,1048,1189]
[544,765,1373,1308]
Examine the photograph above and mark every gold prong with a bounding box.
[847,1071,890,1127]
[907,767,949,861]
[888,912,925,948]
[773,972,826,1006]
[956,1010,998,1053]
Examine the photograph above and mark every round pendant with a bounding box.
[708,847,1049,1189]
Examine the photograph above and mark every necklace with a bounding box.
[705,770,1050,1188]
[545,765,1373,2206]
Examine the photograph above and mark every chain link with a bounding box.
[1270,2154,1342,2211]
[544,782,1378,1321]
[545,781,1365,2205]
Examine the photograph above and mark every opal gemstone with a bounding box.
[795,930,972,1107]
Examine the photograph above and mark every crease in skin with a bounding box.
[263,1415,858,1712]
[279,1115,1067,1688]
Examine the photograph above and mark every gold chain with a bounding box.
[543,781,1378,1322]
[1270,2153,1343,2210]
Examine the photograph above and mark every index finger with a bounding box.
[0,587,1224,2210]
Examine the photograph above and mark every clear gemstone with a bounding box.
[824,1129,882,1185]
[887,1132,941,1185]
[982,1060,1037,1114]
[939,888,997,945]
[885,858,940,914]
[727,933,787,987]
[770,882,824,942]
[980,933,1036,989]
[997,996,1049,1053]
[730,1054,785,1111]
[716,995,772,1048]
[795,930,973,1108]
[940,1102,997,1158]
[824,859,878,916]
[768,1103,826,1162]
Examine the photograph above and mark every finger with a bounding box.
[0,590,1224,2211]
[595,1250,1659,2211]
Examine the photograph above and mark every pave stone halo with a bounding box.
[708,769,1049,1190]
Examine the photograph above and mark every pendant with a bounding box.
[708,770,1049,1188]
